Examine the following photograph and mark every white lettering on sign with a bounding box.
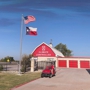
[39,51,48,53]
[36,54,51,56]
[42,46,45,51]
[38,45,48,53]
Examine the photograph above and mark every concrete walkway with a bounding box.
[11,68,90,90]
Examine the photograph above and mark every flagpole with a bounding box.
[19,14,24,74]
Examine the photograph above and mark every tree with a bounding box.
[0,56,15,62]
[54,43,73,56]
[21,54,32,72]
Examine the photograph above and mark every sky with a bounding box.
[0,0,90,60]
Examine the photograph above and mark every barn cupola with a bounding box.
[49,39,53,47]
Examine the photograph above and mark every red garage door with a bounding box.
[58,60,67,67]
[80,61,90,68]
[69,60,78,68]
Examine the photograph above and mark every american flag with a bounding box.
[24,15,35,24]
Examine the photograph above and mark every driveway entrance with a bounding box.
[12,68,90,90]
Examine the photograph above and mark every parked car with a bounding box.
[41,65,56,78]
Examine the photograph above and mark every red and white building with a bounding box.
[32,42,90,69]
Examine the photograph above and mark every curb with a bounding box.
[11,68,60,90]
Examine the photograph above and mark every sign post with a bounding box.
[6,59,10,71]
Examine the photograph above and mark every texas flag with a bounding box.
[26,27,37,36]
[24,16,35,24]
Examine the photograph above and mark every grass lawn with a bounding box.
[0,71,41,90]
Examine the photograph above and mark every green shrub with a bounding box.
[0,65,3,71]
[20,66,26,73]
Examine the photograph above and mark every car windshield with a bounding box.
[45,66,51,69]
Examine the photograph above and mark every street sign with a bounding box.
[7,59,10,62]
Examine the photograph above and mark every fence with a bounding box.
[0,62,19,71]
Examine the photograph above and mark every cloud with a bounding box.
[0,29,17,33]
[0,18,20,27]
[0,0,90,19]
[0,0,90,13]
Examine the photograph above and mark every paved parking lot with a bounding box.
[12,68,90,90]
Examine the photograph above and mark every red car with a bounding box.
[41,65,56,78]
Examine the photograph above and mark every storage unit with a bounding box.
[58,60,67,67]
[80,61,90,68]
[69,60,78,68]
[31,42,90,69]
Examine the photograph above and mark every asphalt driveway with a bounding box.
[12,68,90,90]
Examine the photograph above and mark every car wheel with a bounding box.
[53,74,56,76]
[41,74,44,78]
[49,74,52,78]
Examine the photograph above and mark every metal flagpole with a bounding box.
[19,14,24,74]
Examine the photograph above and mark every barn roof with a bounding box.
[50,46,64,57]
[32,42,64,57]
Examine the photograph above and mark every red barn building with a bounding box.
[32,42,90,69]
